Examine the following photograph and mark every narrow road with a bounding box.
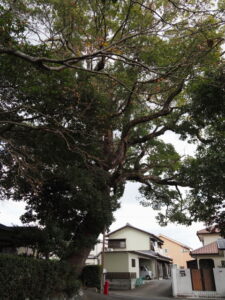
[83,280,173,300]
[110,279,173,300]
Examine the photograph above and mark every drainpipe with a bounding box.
[197,258,200,269]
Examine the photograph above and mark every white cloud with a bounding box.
[0,200,26,226]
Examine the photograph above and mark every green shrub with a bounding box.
[0,254,80,300]
[80,265,102,289]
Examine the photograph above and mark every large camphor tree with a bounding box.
[1,0,225,273]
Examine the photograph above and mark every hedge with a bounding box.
[0,254,80,300]
[80,265,102,289]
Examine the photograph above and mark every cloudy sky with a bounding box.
[110,181,203,249]
[0,131,204,249]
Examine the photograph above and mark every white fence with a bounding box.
[172,268,225,298]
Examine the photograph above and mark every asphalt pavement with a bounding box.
[82,280,224,300]
[83,279,173,300]
[110,279,173,300]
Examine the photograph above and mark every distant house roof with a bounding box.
[197,225,221,235]
[107,223,164,243]
[0,224,12,231]
[159,234,192,250]
[0,223,42,248]
[190,241,219,256]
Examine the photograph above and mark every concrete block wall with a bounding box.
[214,268,225,296]
[172,268,193,297]
[172,268,225,298]
[108,278,136,290]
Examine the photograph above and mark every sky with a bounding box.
[110,181,203,249]
[0,131,204,250]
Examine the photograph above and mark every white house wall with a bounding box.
[104,252,129,272]
[109,227,150,251]
[128,253,140,277]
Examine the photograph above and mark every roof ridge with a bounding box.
[108,224,164,243]
[159,234,192,249]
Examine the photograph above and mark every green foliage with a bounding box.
[80,265,102,289]
[1,0,225,263]
[0,254,80,300]
[141,67,225,229]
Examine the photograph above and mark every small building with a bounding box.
[190,226,225,269]
[172,225,225,298]
[197,226,221,246]
[159,234,192,268]
[104,223,172,289]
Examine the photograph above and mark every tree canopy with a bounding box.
[1,0,225,267]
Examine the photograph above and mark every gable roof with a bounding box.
[190,241,219,256]
[159,234,192,250]
[0,224,12,231]
[197,225,221,235]
[107,223,164,243]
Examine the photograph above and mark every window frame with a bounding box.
[131,258,136,267]
[108,239,126,249]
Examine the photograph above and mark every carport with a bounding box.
[132,250,172,279]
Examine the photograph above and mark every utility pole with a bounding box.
[101,229,106,293]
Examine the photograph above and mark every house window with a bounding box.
[150,239,155,251]
[164,249,168,254]
[132,259,136,267]
[182,248,189,253]
[108,239,126,249]
[221,261,225,267]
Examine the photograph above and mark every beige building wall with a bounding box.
[109,227,150,251]
[159,235,192,268]
[104,252,129,272]
[199,233,221,245]
[195,253,225,268]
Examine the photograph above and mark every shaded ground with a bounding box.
[110,279,173,300]
[83,279,173,300]
[82,281,223,300]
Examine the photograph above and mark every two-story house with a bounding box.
[190,225,225,269]
[104,223,172,288]
[159,234,192,269]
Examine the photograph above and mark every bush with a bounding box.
[0,254,80,300]
[80,265,102,289]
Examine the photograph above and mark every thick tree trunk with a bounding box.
[65,186,113,277]
[67,246,93,276]
[65,214,105,276]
